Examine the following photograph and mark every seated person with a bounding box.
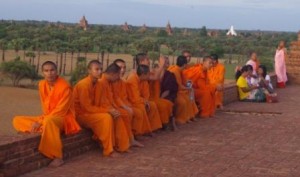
[236,65,265,102]
[257,65,278,102]
[257,65,274,93]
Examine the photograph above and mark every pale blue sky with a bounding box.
[0,0,299,31]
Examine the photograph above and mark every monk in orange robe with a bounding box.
[127,64,162,132]
[13,61,81,167]
[134,53,174,127]
[73,60,115,156]
[94,63,130,153]
[208,54,225,109]
[111,59,145,147]
[168,56,199,124]
[183,56,222,118]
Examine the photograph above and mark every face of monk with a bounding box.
[115,62,126,77]
[183,52,192,63]
[139,57,150,66]
[88,63,102,79]
[279,41,285,48]
[212,59,218,67]
[42,64,57,83]
[140,73,150,81]
[203,59,213,70]
[250,53,257,61]
[109,72,120,82]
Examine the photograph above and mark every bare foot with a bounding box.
[108,152,121,158]
[190,118,198,122]
[131,139,144,148]
[48,158,64,168]
[218,105,224,110]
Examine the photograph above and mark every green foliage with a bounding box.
[70,57,87,85]
[0,20,297,71]
[0,59,40,86]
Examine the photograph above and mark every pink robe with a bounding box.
[274,49,288,83]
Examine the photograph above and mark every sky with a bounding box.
[0,0,299,32]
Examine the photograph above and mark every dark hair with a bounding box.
[176,56,187,67]
[87,60,102,69]
[134,53,147,66]
[181,50,191,55]
[113,58,125,64]
[137,64,150,76]
[41,61,57,70]
[258,65,267,78]
[210,54,218,61]
[203,55,212,62]
[235,65,253,80]
[105,63,121,74]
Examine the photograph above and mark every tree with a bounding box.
[25,51,36,66]
[70,57,87,85]
[0,39,7,62]
[9,38,22,57]
[200,26,208,37]
[0,59,39,86]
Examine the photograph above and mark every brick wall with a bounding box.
[287,39,300,84]
[0,130,98,177]
[0,73,278,177]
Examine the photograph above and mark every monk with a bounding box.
[183,56,222,118]
[208,54,225,109]
[73,60,115,156]
[94,63,130,153]
[127,64,162,132]
[168,56,198,124]
[111,59,144,147]
[246,52,260,76]
[159,56,178,130]
[13,61,81,167]
[134,53,174,127]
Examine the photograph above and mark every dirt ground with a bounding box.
[0,86,41,135]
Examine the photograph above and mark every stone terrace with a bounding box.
[19,85,300,177]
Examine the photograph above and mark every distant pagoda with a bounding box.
[166,21,173,36]
[139,24,147,33]
[207,30,219,37]
[122,22,130,32]
[79,15,88,31]
[226,25,237,36]
[183,29,189,36]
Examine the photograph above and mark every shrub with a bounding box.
[70,57,87,85]
[0,59,40,86]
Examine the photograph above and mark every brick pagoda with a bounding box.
[79,15,88,31]
[287,31,300,84]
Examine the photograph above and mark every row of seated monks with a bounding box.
[12,51,225,167]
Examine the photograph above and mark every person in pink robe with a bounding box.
[274,41,288,88]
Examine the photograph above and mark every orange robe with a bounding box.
[126,72,162,131]
[149,80,173,124]
[168,65,198,124]
[95,76,130,152]
[13,77,81,159]
[112,79,148,136]
[208,63,225,107]
[73,76,114,156]
[183,64,216,118]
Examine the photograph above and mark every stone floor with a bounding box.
[21,85,300,177]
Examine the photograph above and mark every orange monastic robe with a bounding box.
[149,80,173,124]
[208,63,225,107]
[73,76,114,156]
[13,77,81,159]
[95,76,130,152]
[168,65,198,124]
[126,72,162,131]
[183,64,216,118]
[112,79,148,136]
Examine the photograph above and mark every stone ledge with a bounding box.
[0,73,278,177]
[0,130,98,177]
